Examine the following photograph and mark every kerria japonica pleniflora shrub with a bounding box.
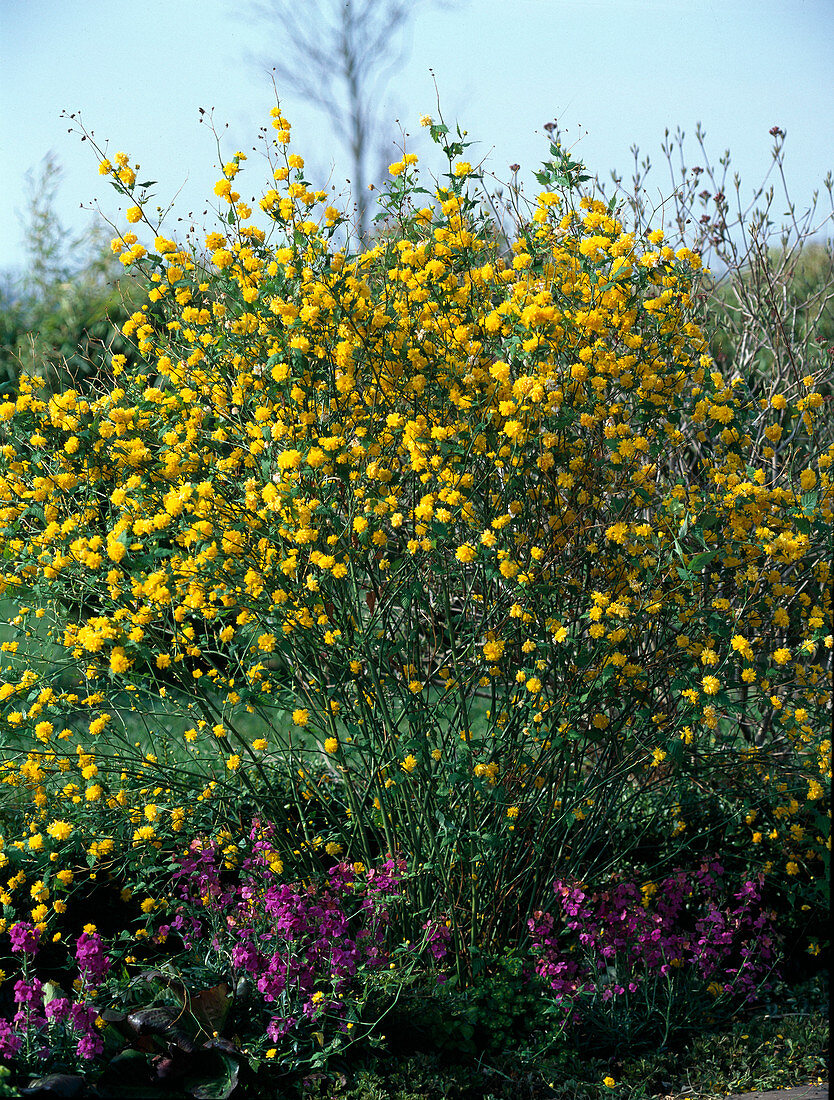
[0,106,830,979]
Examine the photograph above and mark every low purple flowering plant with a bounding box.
[162,817,420,1057]
[527,859,781,1050]
[0,924,108,1069]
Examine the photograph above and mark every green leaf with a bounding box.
[42,980,63,1006]
[795,515,811,535]
[184,1050,240,1100]
[689,550,719,571]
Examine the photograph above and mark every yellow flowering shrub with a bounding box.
[0,108,829,963]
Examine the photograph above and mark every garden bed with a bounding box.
[0,101,830,1100]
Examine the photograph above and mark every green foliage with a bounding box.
[376,950,564,1061]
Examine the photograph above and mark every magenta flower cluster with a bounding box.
[422,918,452,964]
[527,861,779,1026]
[0,823,449,1071]
[8,922,40,956]
[0,922,108,1061]
[169,820,408,1044]
[75,930,112,992]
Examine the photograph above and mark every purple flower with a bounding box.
[267,1015,297,1041]
[0,1019,23,1060]
[75,1030,103,1059]
[45,997,72,1022]
[528,863,780,1016]
[154,819,410,1051]
[231,938,261,974]
[12,977,45,1032]
[9,922,41,956]
[423,919,452,961]
[13,977,43,1007]
[75,931,111,987]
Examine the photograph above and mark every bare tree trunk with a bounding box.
[248,0,454,248]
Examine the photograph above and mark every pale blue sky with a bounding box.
[2,0,832,274]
